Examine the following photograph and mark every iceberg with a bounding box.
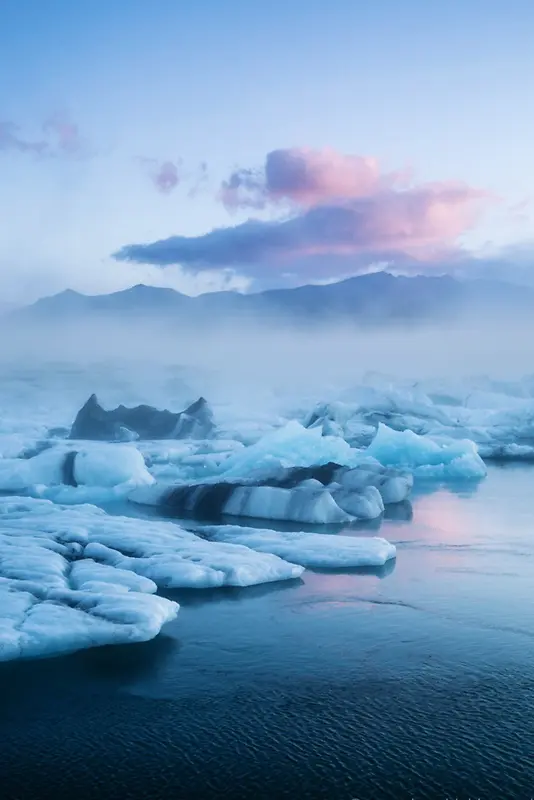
[302,378,534,462]
[198,525,396,568]
[0,444,154,504]
[366,424,487,479]
[258,461,413,505]
[129,481,353,524]
[129,454,414,525]
[69,394,215,441]
[218,420,364,478]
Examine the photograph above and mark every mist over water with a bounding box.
[3,312,534,409]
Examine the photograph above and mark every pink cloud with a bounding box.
[153,160,181,193]
[220,147,411,210]
[117,179,492,281]
[137,157,183,193]
[139,157,210,195]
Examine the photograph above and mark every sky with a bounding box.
[1,0,534,303]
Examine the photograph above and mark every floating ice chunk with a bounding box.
[0,494,310,661]
[0,580,178,663]
[224,461,412,517]
[85,540,303,589]
[366,424,487,479]
[130,481,352,525]
[477,442,534,460]
[69,394,215,441]
[0,444,154,504]
[219,420,363,479]
[336,464,413,504]
[72,445,153,488]
[0,522,178,663]
[0,496,303,589]
[331,485,384,519]
[222,485,351,524]
[0,448,65,491]
[199,525,397,568]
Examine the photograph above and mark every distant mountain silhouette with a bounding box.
[10,273,534,327]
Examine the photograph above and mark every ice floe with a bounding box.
[0,496,307,661]
[198,525,397,568]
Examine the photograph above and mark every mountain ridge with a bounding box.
[9,272,534,326]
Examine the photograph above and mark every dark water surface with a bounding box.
[1,465,534,799]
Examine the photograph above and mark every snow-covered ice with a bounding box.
[0,496,307,661]
[198,525,397,568]
[0,504,179,662]
[0,444,154,504]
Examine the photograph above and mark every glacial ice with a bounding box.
[83,539,303,589]
[6,364,534,664]
[218,420,365,479]
[0,514,179,663]
[69,394,215,441]
[0,499,177,661]
[0,496,306,661]
[366,424,487,479]
[330,484,385,518]
[304,378,534,462]
[129,481,354,524]
[199,525,397,568]
[0,444,154,504]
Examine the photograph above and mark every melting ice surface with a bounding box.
[2,360,534,662]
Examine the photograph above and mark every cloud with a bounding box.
[42,113,84,155]
[188,161,209,198]
[137,157,183,193]
[0,121,48,156]
[220,147,410,210]
[115,178,491,286]
[138,158,210,195]
[0,113,85,158]
[153,161,181,193]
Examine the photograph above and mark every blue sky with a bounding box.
[1,0,533,301]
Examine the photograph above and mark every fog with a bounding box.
[1,311,534,416]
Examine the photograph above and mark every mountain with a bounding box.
[9,273,534,327]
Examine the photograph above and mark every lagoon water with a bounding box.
[2,464,533,799]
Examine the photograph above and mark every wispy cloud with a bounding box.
[188,161,209,198]
[138,157,209,195]
[0,113,85,158]
[0,122,47,155]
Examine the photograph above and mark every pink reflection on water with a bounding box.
[410,490,479,545]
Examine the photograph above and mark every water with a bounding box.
[1,464,533,799]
